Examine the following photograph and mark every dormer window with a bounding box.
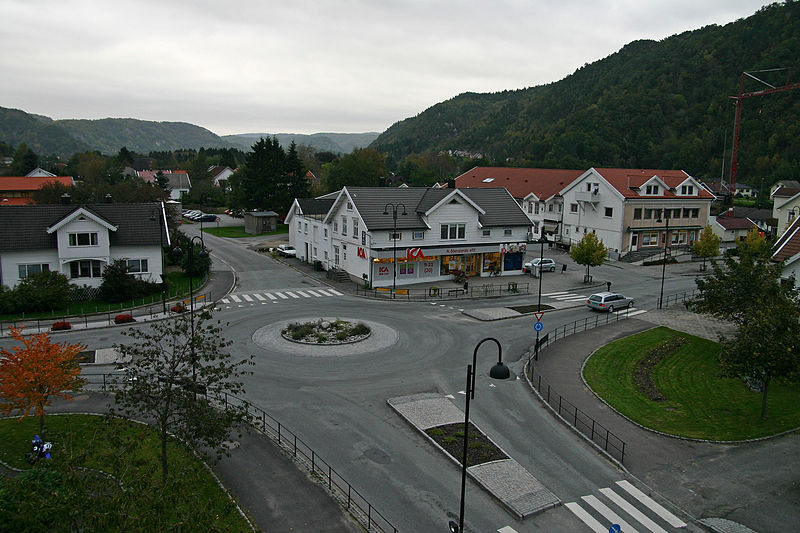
[69,232,98,246]
[680,185,694,195]
[645,184,660,195]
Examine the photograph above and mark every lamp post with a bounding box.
[172,235,208,399]
[787,206,800,226]
[382,203,407,298]
[150,203,168,314]
[656,215,670,309]
[533,235,549,361]
[450,337,510,533]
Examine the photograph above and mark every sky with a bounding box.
[0,0,771,136]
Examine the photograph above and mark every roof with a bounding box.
[247,211,279,217]
[167,172,191,190]
[771,186,800,198]
[731,207,772,222]
[588,168,715,200]
[0,203,168,252]
[0,176,75,191]
[297,198,334,215]
[772,216,800,264]
[342,186,531,231]
[715,216,757,231]
[454,166,583,201]
[208,166,234,179]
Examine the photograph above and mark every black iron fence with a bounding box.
[81,374,397,533]
[659,289,698,309]
[355,281,530,300]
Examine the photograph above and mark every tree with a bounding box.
[232,137,286,211]
[0,328,86,432]
[323,148,385,192]
[285,141,310,205]
[98,259,160,303]
[12,270,72,313]
[718,297,800,420]
[111,310,254,481]
[692,225,721,271]
[569,232,608,282]
[11,143,38,175]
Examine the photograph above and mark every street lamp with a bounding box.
[382,203,407,298]
[451,337,510,533]
[656,214,670,309]
[150,203,169,314]
[171,236,208,398]
[534,235,549,361]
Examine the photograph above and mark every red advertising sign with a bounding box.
[357,247,367,259]
[406,247,425,260]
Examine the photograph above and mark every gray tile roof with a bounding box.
[344,186,531,231]
[297,198,334,215]
[0,203,168,252]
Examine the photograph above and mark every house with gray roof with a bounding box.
[286,186,532,288]
[0,202,169,289]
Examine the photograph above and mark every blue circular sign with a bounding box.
[534,321,544,331]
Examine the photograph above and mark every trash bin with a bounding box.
[314,260,323,271]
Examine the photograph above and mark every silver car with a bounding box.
[586,292,634,312]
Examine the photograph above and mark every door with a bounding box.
[630,233,638,252]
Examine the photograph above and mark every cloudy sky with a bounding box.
[1,0,769,136]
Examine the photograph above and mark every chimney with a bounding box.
[104,193,113,203]
[447,178,456,189]
[727,208,733,217]
[60,193,71,205]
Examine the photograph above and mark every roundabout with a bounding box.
[252,317,399,357]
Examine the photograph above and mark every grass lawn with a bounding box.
[0,414,251,531]
[583,327,800,440]
[202,224,289,238]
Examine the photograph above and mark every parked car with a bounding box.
[183,210,201,220]
[276,244,296,257]
[198,214,219,222]
[586,292,634,312]
[523,258,556,273]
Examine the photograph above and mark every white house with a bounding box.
[0,202,169,288]
[711,211,758,245]
[559,168,714,257]
[286,187,532,287]
[209,166,235,189]
[771,184,800,236]
[772,215,800,282]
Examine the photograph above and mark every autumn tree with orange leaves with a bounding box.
[0,327,86,432]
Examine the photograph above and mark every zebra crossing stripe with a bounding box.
[230,295,241,303]
[285,291,300,298]
[253,293,266,301]
[561,295,589,301]
[581,495,641,533]
[327,289,344,295]
[616,480,687,528]
[275,292,289,299]
[221,298,229,304]
[265,293,277,300]
[600,488,668,533]
[565,502,606,533]
[314,289,332,296]
[552,294,584,300]
[627,309,648,317]
[295,290,311,298]
[542,291,569,296]
[241,294,254,302]
[305,289,323,297]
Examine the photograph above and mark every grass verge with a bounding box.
[425,422,508,466]
[202,224,289,238]
[0,414,251,531]
[583,326,800,440]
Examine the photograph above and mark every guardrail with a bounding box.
[81,374,397,533]
[356,281,530,300]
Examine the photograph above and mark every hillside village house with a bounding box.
[771,183,800,236]
[0,202,169,289]
[772,215,800,281]
[137,170,191,201]
[286,187,532,287]
[208,166,235,189]
[454,167,583,242]
[0,175,75,205]
[711,210,758,244]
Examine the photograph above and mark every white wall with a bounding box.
[561,178,624,250]
[0,249,59,288]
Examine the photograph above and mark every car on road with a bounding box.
[197,213,219,222]
[183,210,201,220]
[276,244,296,257]
[586,292,634,312]
[523,258,557,273]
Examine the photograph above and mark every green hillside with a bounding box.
[0,107,89,155]
[371,1,800,185]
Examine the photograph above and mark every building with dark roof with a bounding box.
[772,215,800,281]
[0,202,169,288]
[286,186,532,287]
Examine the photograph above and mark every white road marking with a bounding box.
[497,527,519,533]
[295,290,311,298]
[285,291,300,298]
[221,299,229,304]
[305,289,323,297]
[242,294,253,302]
[266,293,277,300]
[275,292,289,299]
[314,289,332,296]
[627,309,649,317]
[582,495,640,533]
[542,291,569,296]
[600,487,668,533]
[230,295,241,302]
[327,289,344,295]
[616,480,687,528]
[253,293,266,301]
[565,502,606,533]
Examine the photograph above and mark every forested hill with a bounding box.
[370,1,800,185]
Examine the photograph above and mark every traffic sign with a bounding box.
[609,525,621,533]
[534,312,544,322]
[534,321,543,332]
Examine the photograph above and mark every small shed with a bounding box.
[244,211,279,234]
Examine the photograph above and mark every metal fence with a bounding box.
[355,281,530,300]
[81,374,397,533]
[659,289,698,309]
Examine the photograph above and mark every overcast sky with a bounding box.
[1,0,770,136]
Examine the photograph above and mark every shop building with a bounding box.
[286,186,532,287]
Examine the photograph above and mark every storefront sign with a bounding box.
[377,265,391,276]
[357,247,367,259]
[406,247,425,260]
[499,242,528,254]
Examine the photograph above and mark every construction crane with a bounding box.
[729,69,800,203]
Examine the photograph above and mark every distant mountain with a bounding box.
[370,1,800,184]
[0,106,379,157]
[222,132,379,154]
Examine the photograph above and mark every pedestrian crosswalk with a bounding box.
[542,291,649,317]
[566,480,687,532]
[218,288,344,308]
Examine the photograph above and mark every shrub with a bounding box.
[13,271,72,312]
[114,314,135,324]
[51,321,71,331]
[98,259,161,303]
[335,331,349,341]
[351,323,370,336]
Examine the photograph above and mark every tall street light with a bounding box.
[656,214,670,309]
[534,235,549,361]
[382,203,407,298]
[450,337,510,533]
[172,236,208,399]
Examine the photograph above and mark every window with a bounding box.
[527,203,533,214]
[333,246,340,266]
[645,184,660,195]
[641,232,659,246]
[304,223,308,234]
[125,259,149,273]
[298,221,301,229]
[333,220,338,232]
[362,233,367,245]
[68,232,98,246]
[534,203,540,215]
[586,182,592,192]
[644,208,653,219]
[347,201,353,211]
[352,218,359,237]
[324,251,329,260]
[690,208,699,218]
[341,216,347,236]
[482,229,491,237]
[653,208,662,220]
[18,263,49,278]
[440,223,465,240]
[604,207,613,217]
[313,247,317,256]
[481,178,494,183]
[324,228,328,238]
[570,203,578,213]
[558,204,563,213]
[533,222,539,234]
[412,231,424,240]
[548,204,554,212]
[633,208,642,220]
[504,229,512,236]
[69,260,102,278]
[389,231,401,240]
[681,185,694,195]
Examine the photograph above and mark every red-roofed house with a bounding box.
[0,176,75,206]
[454,167,583,240]
[559,168,714,256]
[772,215,800,281]
[711,210,758,244]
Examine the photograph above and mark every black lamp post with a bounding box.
[172,236,208,399]
[656,214,670,309]
[150,203,168,314]
[382,203,407,298]
[534,235,549,361]
[451,337,510,533]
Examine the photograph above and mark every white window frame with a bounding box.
[412,231,424,240]
[68,232,98,247]
[352,218,359,237]
[440,223,465,240]
[125,259,149,273]
[18,263,50,278]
